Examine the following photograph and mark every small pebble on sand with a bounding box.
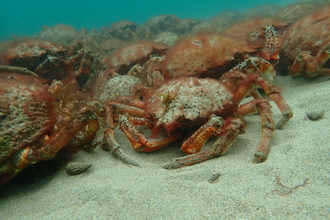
[306,110,325,121]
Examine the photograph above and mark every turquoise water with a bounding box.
[1,0,296,40]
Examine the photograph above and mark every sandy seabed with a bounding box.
[0,75,329,219]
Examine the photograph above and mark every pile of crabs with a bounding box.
[1,2,330,185]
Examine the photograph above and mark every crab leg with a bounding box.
[257,78,293,129]
[290,44,330,77]
[163,98,275,169]
[316,43,330,67]
[103,104,142,166]
[233,73,292,130]
[163,117,244,169]
[104,129,141,167]
[181,114,224,154]
[15,108,97,169]
[40,109,98,159]
[213,71,278,161]
[315,43,330,76]
[0,64,39,77]
[114,96,146,109]
[234,98,275,162]
[290,52,320,77]
[103,99,152,166]
[119,114,182,152]
[34,56,73,74]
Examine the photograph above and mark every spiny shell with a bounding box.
[65,162,92,175]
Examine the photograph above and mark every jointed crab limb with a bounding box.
[103,126,141,166]
[0,64,39,77]
[115,95,146,109]
[163,118,244,169]
[75,50,94,76]
[103,130,141,167]
[102,104,142,166]
[235,99,275,162]
[290,52,320,77]
[315,43,330,67]
[109,102,147,118]
[40,108,98,158]
[15,108,97,169]
[181,114,224,154]
[34,56,73,74]
[249,89,263,99]
[222,56,276,85]
[119,114,182,152]
[258,78,293,129]
[212,118,245,156]
[162,150,216,169]
[232,71,292,130]
[290,44,330,77]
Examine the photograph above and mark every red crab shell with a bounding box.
[145,77,234,135]
[279,5,330,75]
[102,40,169,75]
[0,73,57,183]
[0,39,68,70]
[223,17,288,39]
[160,32,263,79]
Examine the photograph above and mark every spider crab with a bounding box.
[0,26,293,184]
[0,72,100,185]
[279,6,330,77]
[159,30,280,80]
[0,39,100,83]
[105,56,293,169]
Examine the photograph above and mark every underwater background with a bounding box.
[1,0,330,218]
[1,0,296,40]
